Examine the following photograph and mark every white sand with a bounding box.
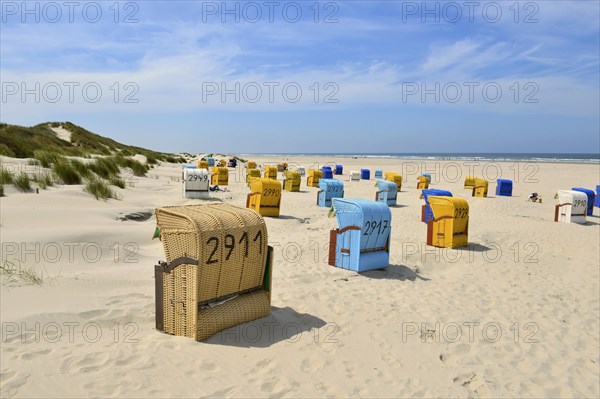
[49,126,72,143]
[1,155,599,398]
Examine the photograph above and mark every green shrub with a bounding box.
[0,167,13,185]
[52,160,82,185]
[84,178,117,200]
[88,157,119,179]
[13,172,31,192]
[70,159,91,178]
[33,150,63,168]
[0,143,16,157]
[109,176,125,189]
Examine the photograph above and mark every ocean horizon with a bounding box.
[236,152,600,164]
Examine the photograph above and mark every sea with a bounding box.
[237,153,600,164]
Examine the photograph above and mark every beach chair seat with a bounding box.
[328,199,391,272]
[246,178,282,217]
[555,190,587,223]
[183,168,210,199]
[318,179,344,207]
[264,166,278,180]
[496,179,513,196]
[472,179,488,197]
[375,180,398,206]
[277,163,288,172]
[421,189,452,223]
[361,169,371,180]
[246,168,261,185]
[307,169,323,187]
[571,188,595,216]
[154,204,273,341]
[426,196,469,248]
[464,176,476,189]
[417,175,429,190]
[284,171,301,192]
[197,160,209,169]
[322,166,333,179]
[210,167,229,186]
[384,172,402,191]
[335,165,343,175]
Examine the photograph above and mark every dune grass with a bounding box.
[88,157,119,179]
[13,172,32,192]
[0,259,52,285]
[115,156,148,177]
[0,184,3,197]
[0,167,13,185]
[34,172,55,189]
[33,149,63,168]
[84,177,118,200]
[52,160,82,185]
[69,159,92,179]
[109,176,126,189]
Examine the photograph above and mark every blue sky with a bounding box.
[1,1,599,153]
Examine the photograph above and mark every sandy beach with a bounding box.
[1,155,599,398]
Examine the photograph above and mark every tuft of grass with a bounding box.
[33,149,63,168]
[27,159,41,166]
[88,157,119,179]
[0,185,4,197]
[109,176,125,189]
[145,153,159,165]
[0,167,14,185]
[70,159,91,178]
[13,172,31,192]
[34,172,55,189]
[52,160,82,185]
[84,178,118,200]
[123,158,148,177]
[0,259,53,285]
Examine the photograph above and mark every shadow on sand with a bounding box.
[205,306,327,348]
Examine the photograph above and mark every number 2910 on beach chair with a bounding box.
[328,199,391,272]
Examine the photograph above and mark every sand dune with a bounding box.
[1,156,599,398]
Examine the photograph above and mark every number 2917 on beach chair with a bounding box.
[328,199,391,272]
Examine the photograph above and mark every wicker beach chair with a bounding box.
[154,204,273,341]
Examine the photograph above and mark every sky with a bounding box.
[1,0,599,154]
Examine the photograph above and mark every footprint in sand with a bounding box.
[19,348,51,361]
[300,353,328,373]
